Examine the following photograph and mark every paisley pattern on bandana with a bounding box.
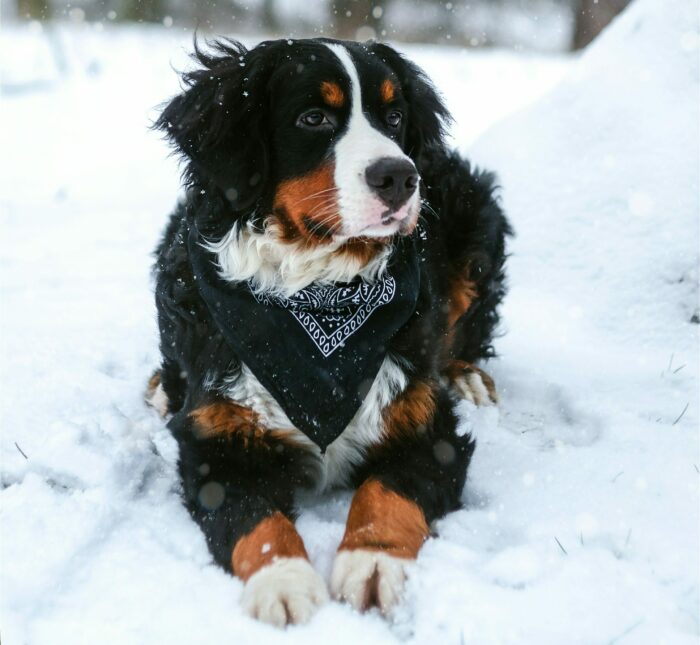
[253,278,396,357]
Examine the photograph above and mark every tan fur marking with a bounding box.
[273,163,340,244]
[340,237,389,264]
[321,81,345,108]
[444,359,498,404]
[147,370,160,392]
[380,79,396,103]
[146,370,161,399]
[382,379,436,438]
[448,272,478,329]
[189,400,310,451]
[190,400,260,440]
[339,480,429,558]
[145,369,168,416]
[232,512,309,580]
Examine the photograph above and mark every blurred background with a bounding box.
[4,0,632,52]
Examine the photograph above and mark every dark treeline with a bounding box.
[13,0,632,51]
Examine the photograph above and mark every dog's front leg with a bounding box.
[232,511,328,627]
[330,479,429,613]
[172,399,327,627]
[330,387,475,614]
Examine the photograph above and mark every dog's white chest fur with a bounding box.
[223,355,407,488]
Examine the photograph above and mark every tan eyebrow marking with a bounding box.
[380,79,396,103]
[320,81,345,108]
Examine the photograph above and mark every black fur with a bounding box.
[151,37,510,577]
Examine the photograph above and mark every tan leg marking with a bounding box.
[332,480,429,613]
[190,399,310,454]
[447,272,478,329]
[232,512,309,581]
[235,514,328,626]
[382,378,436,438]
[190,400,261,440]
[339,480,429,558]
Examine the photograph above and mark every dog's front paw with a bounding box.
[241,557,328,627]
[144,370,169,417]
[330,549,410,614]
[444,360,497,406]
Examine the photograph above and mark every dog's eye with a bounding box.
[297,110,332,129]
[386,110,403,128]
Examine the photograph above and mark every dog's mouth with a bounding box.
[383,206,421,236]
[346,203,420,240]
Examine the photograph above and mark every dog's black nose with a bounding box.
[365,157,419,211]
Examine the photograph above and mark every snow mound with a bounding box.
[471,0,699,339]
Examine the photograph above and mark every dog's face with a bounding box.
[157,38,449,243]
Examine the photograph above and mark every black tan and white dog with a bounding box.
[147,37,510,627]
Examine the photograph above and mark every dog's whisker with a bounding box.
[307,210,342,231]
[306,199,339,217]
[289,187,339,208]
[421,199,440,220]
[300,216,343,251]
[306,209,340,225]
[303,204,335,221]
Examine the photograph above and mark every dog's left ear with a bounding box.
[155,39,280,211]
[370,43,452,165]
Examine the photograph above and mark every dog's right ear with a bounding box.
[155,39,278,211]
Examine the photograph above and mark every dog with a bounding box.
[147,37,510,627]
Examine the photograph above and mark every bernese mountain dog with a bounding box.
[147,37,510,627]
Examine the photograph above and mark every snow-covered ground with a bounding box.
[1,1,698,642]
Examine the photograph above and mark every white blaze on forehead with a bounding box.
[323,43,415,237]
[324,43,376,129]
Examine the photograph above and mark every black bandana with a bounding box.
[188,226,421,450]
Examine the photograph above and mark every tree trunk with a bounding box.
[17,0,51,20]
[333,0,385,40]
[262,0,280,33]
[572,0,632,50]
[120,0,166,23]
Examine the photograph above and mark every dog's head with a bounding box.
[156,38,450,242]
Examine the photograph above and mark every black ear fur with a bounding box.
[369,42,452,164]
[155,39,278,211]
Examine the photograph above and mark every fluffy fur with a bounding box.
[330,549,408,614]
[149,37,511,626]
[206,220,393,297]
[241,557,328,626]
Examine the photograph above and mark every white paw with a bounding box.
[330,549,409,614]
[241,557,328,627]
[453,370,496,406]
[145,382,169,417]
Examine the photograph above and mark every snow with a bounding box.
[1,1,698,642]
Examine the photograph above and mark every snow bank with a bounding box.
[1,2,698,643]
[459,0,699,642]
